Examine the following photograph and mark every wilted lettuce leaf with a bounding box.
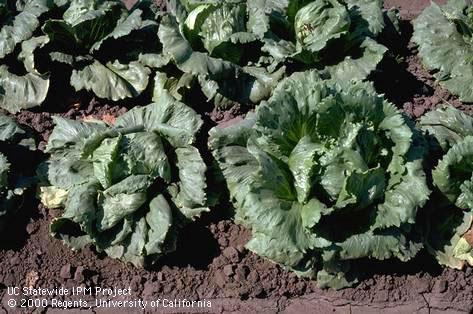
[42,0,159,101]
[0,0,53,112]
[0,0,50,58]
[43,93,210,266]
[419,106,473,268]
[413,0,473,102]
[209,71,430,289]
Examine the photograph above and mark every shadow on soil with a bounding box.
[153,219,220,270]
[355,251,443,279]
[0,140,45,251]
[372,19,433,108]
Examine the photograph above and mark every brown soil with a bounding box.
[1,1,473,313]
[384,0,448,18]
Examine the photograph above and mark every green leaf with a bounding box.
[345,0,385,36]
[91,136,121,189]
[419,106,473,151]
[324,38,387,82]
[46,116,108,153]
[338,230,423,262]
[0,114,25,141]
[288,136,320,203]
[145,194,173,255]
[294,0,350,53]
[0,65,49,113]
[0,153,9,190]
[115,95,203,147]
[19,36,50,74]
[413,0,473,102]
[70,60,150,101]
[173,146,208,213]
[0,0,50,58]
[159,15,240,79]
[119,131,171,182]
[97,175,151,231]
[432,136,473,207]
[91,8,158,52]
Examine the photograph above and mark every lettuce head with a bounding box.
[209,71,430,289]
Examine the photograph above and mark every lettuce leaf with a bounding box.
[413,0,473,102]
[419,107,473,268]
[0,0,53,112]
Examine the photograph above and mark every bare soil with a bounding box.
[1,1,473,313]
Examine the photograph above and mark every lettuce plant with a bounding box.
[41,94,209,266]
[0,0,53,113]
[413,0,473,102]
[0,114,35,230]
[419,106,473,268]
[209,71,430,289]
[41,0,159,101]
[253,0,388,80]
[0,0,163,112]
[146,0,286,109]
[149,0,391,109]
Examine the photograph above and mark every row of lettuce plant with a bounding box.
[0,0,470,111]
[34,71,473,289]
[208,72,473,288]
[0,0,399,112]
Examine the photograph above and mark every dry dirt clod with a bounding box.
[74,266,85,282]
[10,256,19,266]
[26,223,38,235]
[214,270,228,288]
[101,113,116,125]
[223,265,235,277]
[433,279,448,293]
[60,264,72,279]
[234,265,250,281]
[222,247,240,263]
[25,271,39,288]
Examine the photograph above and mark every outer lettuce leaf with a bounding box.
[0,0,54,112]
[70,60,150,101]
[45,95,209,266]
[345,0,385,35]
[0,0,50,58]
[158,15,239,80]
[323,37,387,82]
[0,65,49,113]
[159,13,286,108]
[413,0,473,102]
[210,71,429,289]
[420,106,473,268]
[419,106,473,150]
